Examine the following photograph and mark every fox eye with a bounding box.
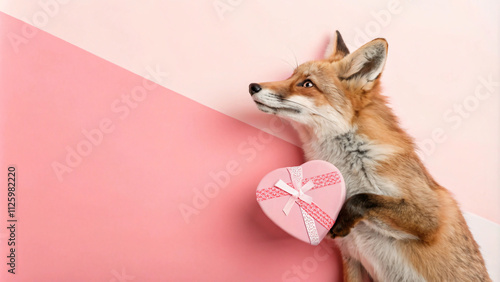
[301,79,314,88]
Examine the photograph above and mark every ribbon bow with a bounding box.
[275,178,315,215]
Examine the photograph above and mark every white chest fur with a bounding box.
[302,131,399,198]
[301,130,424,281]
[337,223,425,281]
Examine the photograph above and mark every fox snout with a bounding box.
[248,83,261,96]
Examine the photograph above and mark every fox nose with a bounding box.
[249,83,262,95]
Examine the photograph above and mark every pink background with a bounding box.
[0,0,498,281]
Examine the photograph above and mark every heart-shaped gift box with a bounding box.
[256,160,346,245]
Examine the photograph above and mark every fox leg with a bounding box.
[330,193,438,241]
[342,257,364,282]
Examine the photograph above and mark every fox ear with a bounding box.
[324,30,350,61]
[337,38,388,90]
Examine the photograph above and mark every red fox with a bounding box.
[249,31,490,281]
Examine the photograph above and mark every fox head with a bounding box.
[249,31,388,136]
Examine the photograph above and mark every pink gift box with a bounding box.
[256,160,346,245]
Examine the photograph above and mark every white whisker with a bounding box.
[279,98,335,123]
[279,58,296,72]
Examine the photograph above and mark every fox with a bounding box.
[248,31,490,281]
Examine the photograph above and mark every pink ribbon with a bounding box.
[274,179,314,215]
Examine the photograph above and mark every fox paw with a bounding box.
[329,193,376,238]
[329,211,357,238]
